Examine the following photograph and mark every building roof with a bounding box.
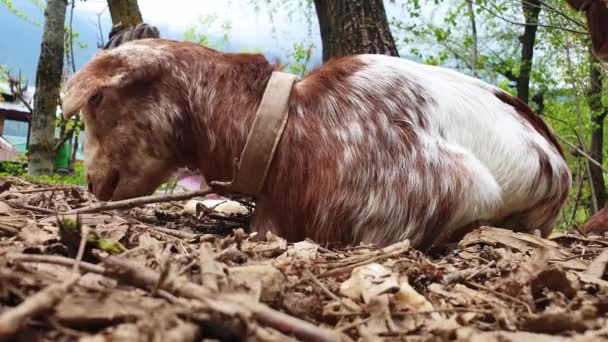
[0,81,34,115]
[0,100,31,113]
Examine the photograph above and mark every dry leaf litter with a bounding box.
[0,176,607,341]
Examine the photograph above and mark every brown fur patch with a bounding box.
[494,90,564,157]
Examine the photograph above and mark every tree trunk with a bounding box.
[466,0,478,77]
[313,0,398,61]
[105,0,160,50]
[28,0,66,176]
[565,0,608,63]
[517,0,541,104]
[107,0,143,27]
[69,119,80,169]
[587,52,607,210]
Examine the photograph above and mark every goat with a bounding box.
[61,39,571,249]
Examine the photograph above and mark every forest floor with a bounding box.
[0,176,607,342]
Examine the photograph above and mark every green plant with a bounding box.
[0,0,41,26]
[286,43,314,77]
[18,161,86,186]
[182,14,232,50]
[0,154,28,176]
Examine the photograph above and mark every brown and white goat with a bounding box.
[62,39,571,249]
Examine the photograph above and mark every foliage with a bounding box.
[0,155,28,175]
[181,11,317,76]
[0,154,86,186]
[24,161,86,186]
[286,43,313,77]
[58,216,127,254]
[0,0,41,26]
[182,14,232,50]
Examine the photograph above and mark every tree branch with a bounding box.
[64,189,214,215]
[478,2,588,35]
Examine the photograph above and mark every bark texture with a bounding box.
[587,53,607,211]
[517,0,541,104]
[29,0,67,176]
[107,0,143,27]
[313,0,399,61]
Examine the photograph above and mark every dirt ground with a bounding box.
[0,176,607,342]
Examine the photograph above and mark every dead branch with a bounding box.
[568,160,585,225]
[443,260,496,285]
[392,308,493,317]
[0,275,80,339]
[6,201,55,214]
[478,1,588,35]
[199,242,224,291]
[147,225,197,240]
[556,135,608,174]
[317,240,411,279]
[467,281,533,314]
[101,255,340,342]
[73,224,90,273]
[5,71,33,114]
[7,186,78,195]
[7,253,105,274]
[65,189,213,215]
[304,270,359,312]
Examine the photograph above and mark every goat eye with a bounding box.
[89,92,103,107]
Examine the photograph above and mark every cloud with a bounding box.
[76,0,322,62]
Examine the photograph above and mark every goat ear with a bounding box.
[61,69,135,119]
[60,69,130,120]
[61,46,163,119]
[62,86,94,120]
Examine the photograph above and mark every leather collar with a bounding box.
[210,71,298,196]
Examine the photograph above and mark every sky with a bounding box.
[0,0,428,84]
[74,0,324,60]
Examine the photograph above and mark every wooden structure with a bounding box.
[0,81,32,159]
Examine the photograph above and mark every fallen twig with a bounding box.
[391,308,493,316]
[65,189,213,214]
[317,240,411,279]
[553,233,608,248]
[150,225,197,240]
[443,260,496,285]
[10,186,78,194]
[102,255,340,342]
[6,201,55,214]
[199,242,224,291]
[73,224,90,273]
[0,275,80,340]
[467,281,533,314]
[304,270,358,312]
[8,253,105,274]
